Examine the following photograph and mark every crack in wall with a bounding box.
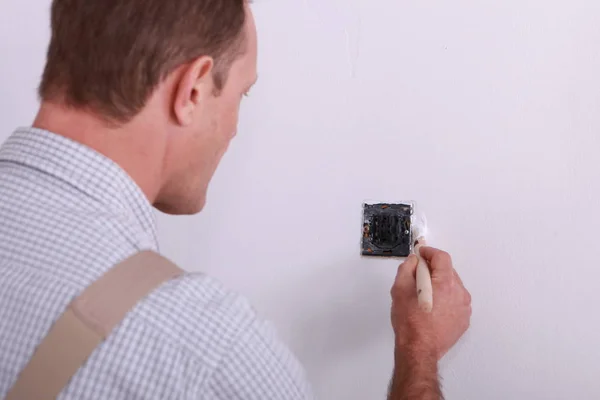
[303,0,362,79]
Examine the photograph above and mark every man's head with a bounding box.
[38,0,258,214]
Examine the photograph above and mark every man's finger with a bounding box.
[453,268,464,286]
[451,269,471,304]
[394,254,418,288]
[419,246,453,276]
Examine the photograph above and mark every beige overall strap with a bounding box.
[5,251,184,400]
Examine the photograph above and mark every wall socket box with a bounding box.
[362,202,413,257]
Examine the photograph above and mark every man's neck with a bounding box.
[33,102,166,204]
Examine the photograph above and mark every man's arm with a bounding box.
[388,249,472,400]
[388,346,442,400]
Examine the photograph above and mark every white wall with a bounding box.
[2,0,600,399]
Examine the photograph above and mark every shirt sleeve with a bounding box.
[204,319,315,400]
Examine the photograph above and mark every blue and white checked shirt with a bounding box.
[0,127,313,399]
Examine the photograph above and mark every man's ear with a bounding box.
[173,56,214,126]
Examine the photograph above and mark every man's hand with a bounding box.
[388,247,472,400]
[392,247,472,358]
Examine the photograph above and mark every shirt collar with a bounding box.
[0,127,159,250]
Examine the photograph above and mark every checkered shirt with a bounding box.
[0,127,313,399]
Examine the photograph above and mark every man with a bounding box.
[0,0,471,399]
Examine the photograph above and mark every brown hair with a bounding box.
[39,0,247,123]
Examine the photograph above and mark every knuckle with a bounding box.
[433,251,452,266]
[462,310,472,329]
[464,290,472,305]
[437,250,452,263]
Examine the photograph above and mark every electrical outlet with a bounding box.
[362,203,412,257]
